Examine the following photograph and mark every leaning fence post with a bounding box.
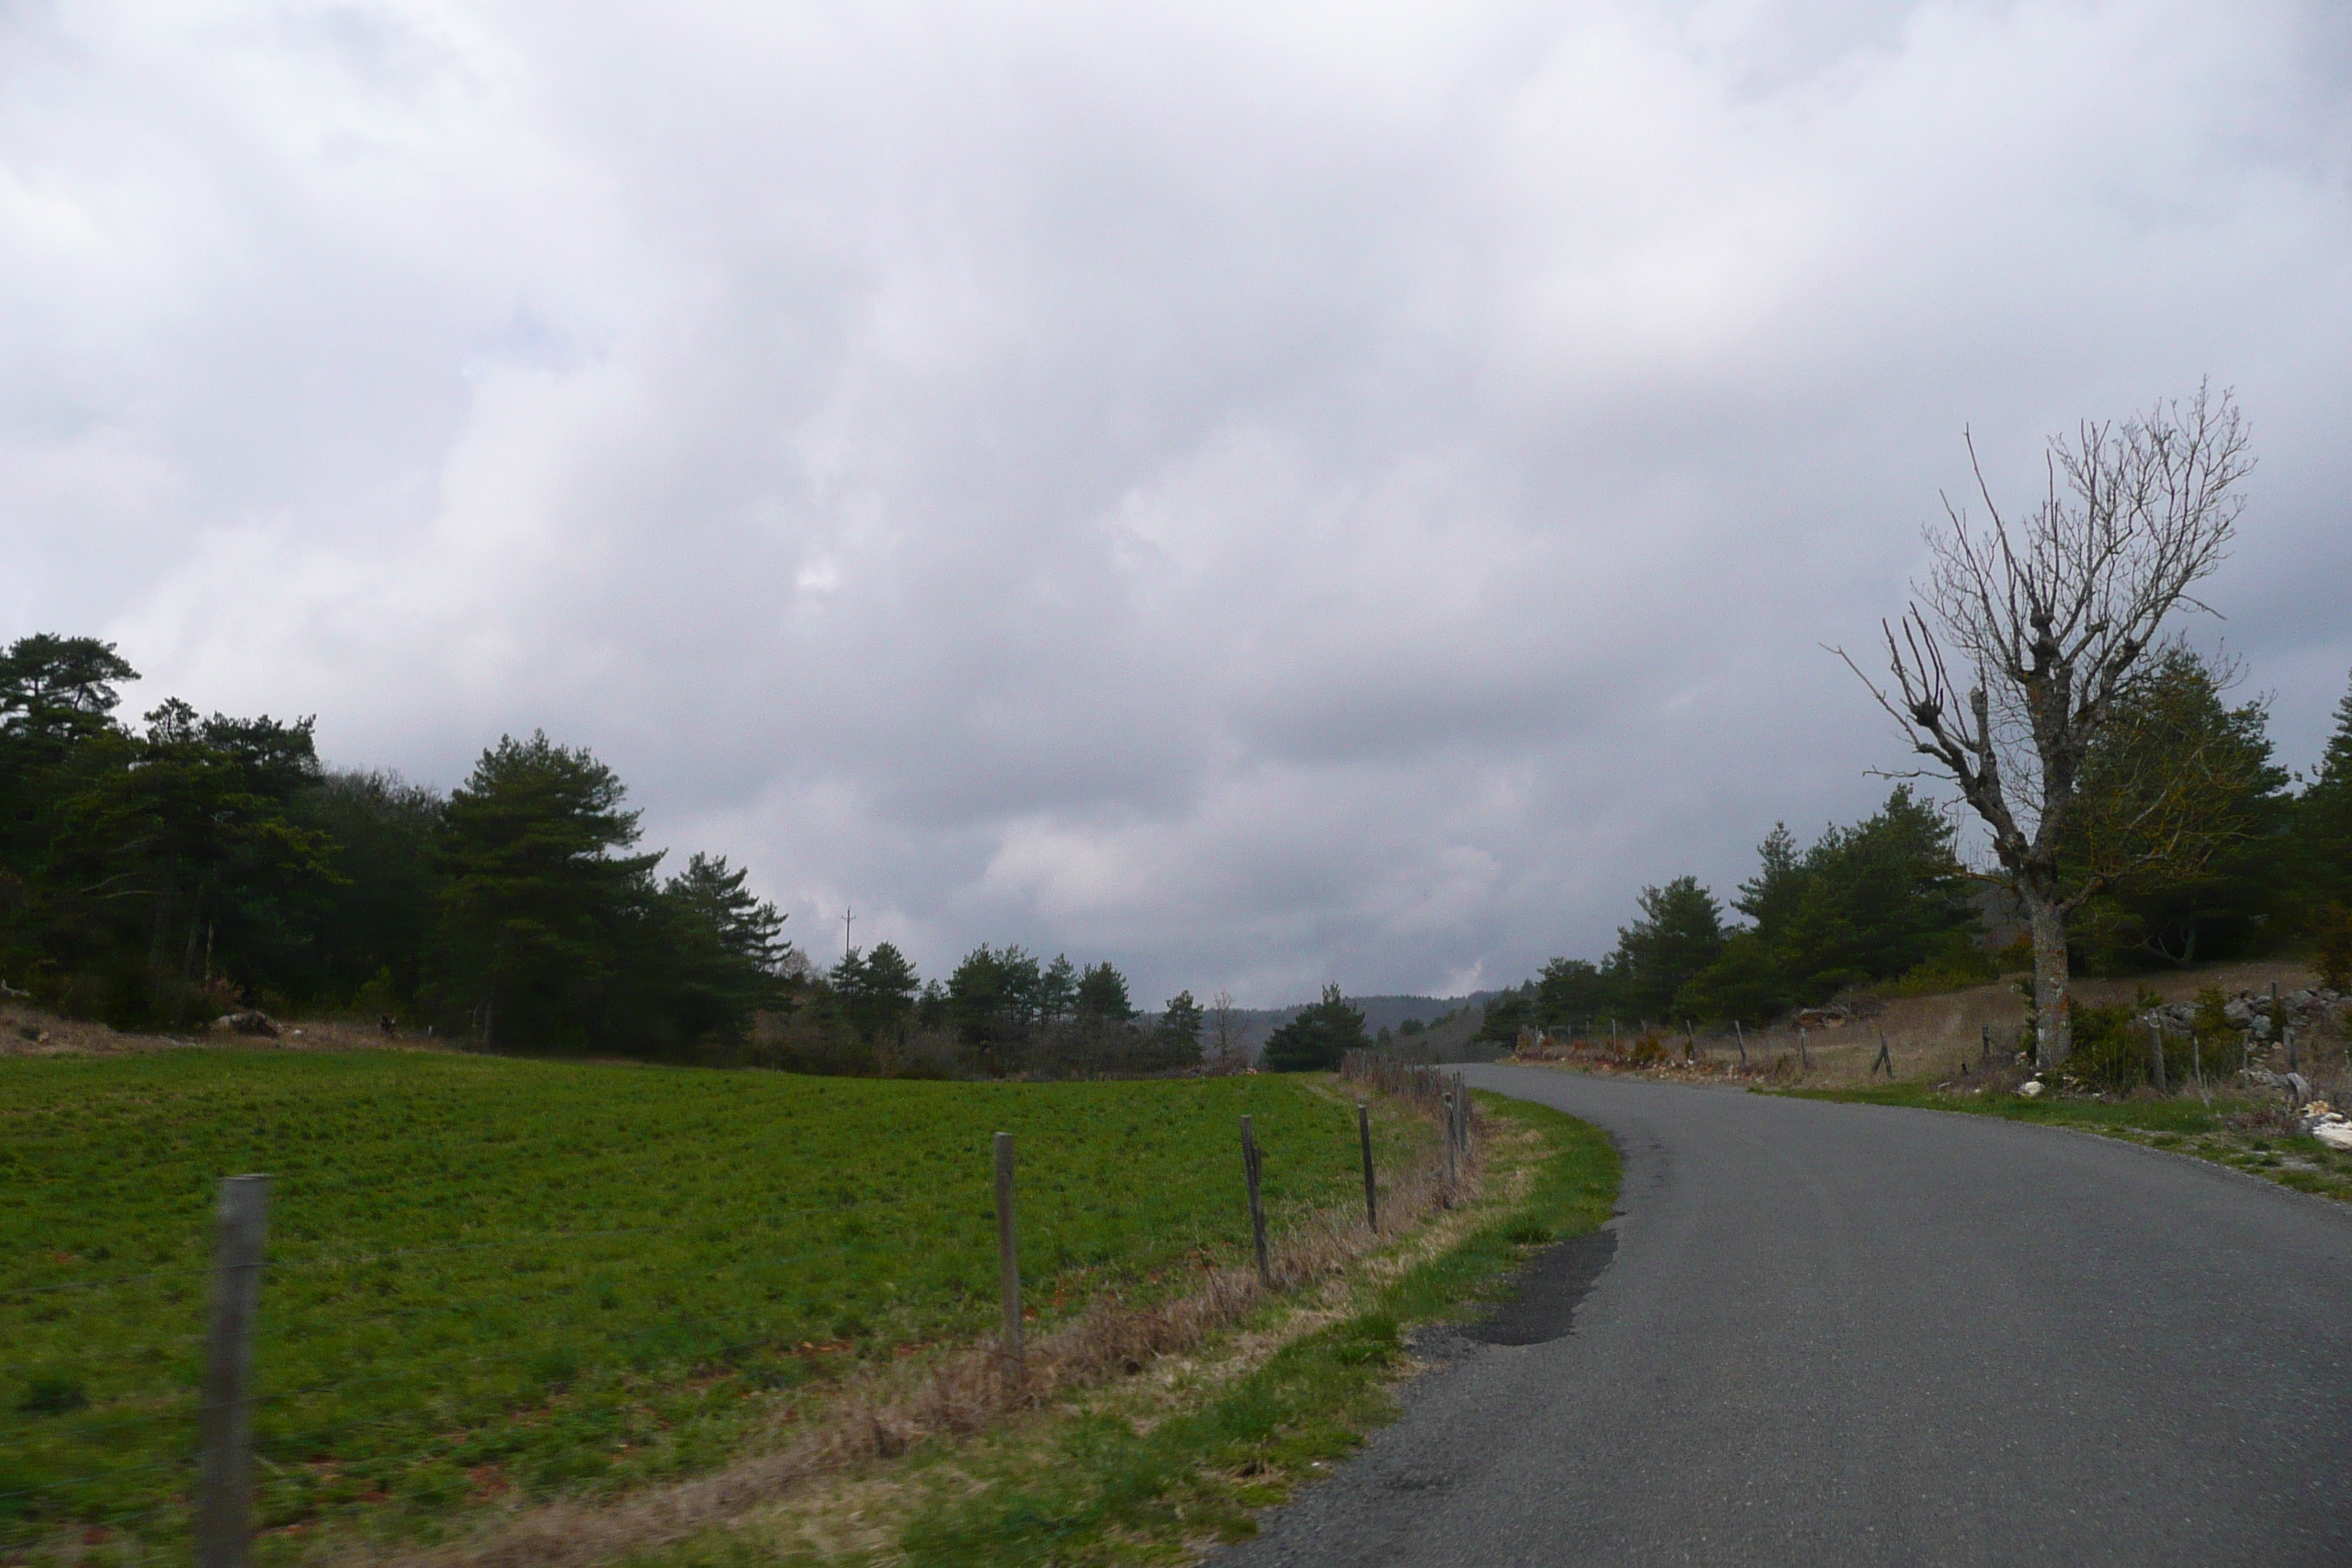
[1733,1019,1748,1069]
[1872,1032,1893,1079]
[1357,1103,1378,1232]
[198,1174,269,1568]
[1240,1115,1271,1287]
[992,1133,1022,1388]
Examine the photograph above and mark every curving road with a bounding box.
[1215,1065,2352,1567]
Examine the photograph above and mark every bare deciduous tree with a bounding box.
[1842,383,2253,1066]
[1204,989,1250,1074]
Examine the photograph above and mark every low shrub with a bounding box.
[1888,932,2002,996]
[2066,991,2213,1093]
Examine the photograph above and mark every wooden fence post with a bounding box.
[1684,1020,1697,1063]
[1980,1024,1991,1070]
[1797,1025,1809,1071]
[1357,1103,1378,1232]
[1871,1032,1892,1079]
[2149,1020,2168,1092]
[1733,1019,1748,1069]
[198,1175,268,1568]
[993,1133,1022,1387]
[1442,1093,1458,1191]
[1240,1115,1271,1287]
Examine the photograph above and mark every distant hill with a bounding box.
[1171,990,1507,1063]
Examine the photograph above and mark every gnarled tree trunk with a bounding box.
[2022,884,2071,1067]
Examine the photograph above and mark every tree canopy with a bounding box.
[1261,984,1368,1071]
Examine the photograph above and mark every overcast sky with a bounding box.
[6,0,2349,1006]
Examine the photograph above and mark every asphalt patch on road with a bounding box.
[1465,1228,1617,1346]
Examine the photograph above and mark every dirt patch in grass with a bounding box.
[0,1003,456,1059]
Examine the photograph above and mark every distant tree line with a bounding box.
[1480,652,2352,1044]
[751,939,1215,1079]
[0,633,1235,1077]
[0,636,791,1057]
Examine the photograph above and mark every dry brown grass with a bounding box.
[361,1085,1480,1568]
[1515,959,2323,1091]
[0,1003,456,1060]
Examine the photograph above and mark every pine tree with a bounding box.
[1149,989,1205,1069]
[1075,961,1134,1021]
[1262,984,1368,1071]
[2302,670,2352,908]
[434,732,661,1052]
[2065,650,2291,969]
[1610,877,1726,1017]
[1733,824,1806,943]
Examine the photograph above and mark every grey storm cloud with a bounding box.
[5,0,2350,1004]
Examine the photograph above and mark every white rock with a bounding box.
[2018,1080,2044,1098]
[2313,1123,2352,1152]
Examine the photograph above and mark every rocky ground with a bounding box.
[0,1002,449,1058]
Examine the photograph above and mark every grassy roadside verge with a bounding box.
[1779,1085,2352,1204]
[647,1093,1618,1568]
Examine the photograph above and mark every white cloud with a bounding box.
[4,0,2348,1003]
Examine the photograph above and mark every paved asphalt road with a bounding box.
[1214,1066,2352,1567]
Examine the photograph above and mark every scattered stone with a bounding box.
[2017,1080,2044,1098]
[216,1010,280,1039]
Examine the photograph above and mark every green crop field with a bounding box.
[0,1049,1434,1561]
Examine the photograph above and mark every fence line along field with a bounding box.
[0,1049,1439,1561]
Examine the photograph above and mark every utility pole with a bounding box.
[843,905,855,962]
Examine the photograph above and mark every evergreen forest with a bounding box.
[0,634,1205,1074]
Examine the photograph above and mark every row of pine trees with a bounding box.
[0,636,791,1056]
[1481,650,2352,1041]
[0,634,1215,1073]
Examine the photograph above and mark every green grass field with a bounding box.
[648,1092,1621,1568]
[0,1049,1436,1559]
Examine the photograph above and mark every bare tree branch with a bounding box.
[1844,382,2252,1064]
